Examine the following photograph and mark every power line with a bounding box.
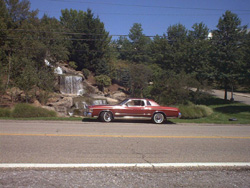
[0,29,158,38]
[49,0,250,12]
[38,9,250,16]
[4,37,111,41]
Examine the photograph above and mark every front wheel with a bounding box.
[99,111,113,122]
[152,113,165,124]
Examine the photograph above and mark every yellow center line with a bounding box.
[0,133,250,139]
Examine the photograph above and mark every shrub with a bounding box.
[179,103,213,119]
[95,75,111,92]
[69,61,77,70]
[82,68,90,79]
[12,103,57,118]
[0,108,11,117]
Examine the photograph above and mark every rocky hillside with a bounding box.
[0,62,127,117]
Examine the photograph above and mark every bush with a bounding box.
[0,108,11,117]
[95,75,111,92]
[12,103,57,118]
[82,68,90,79]
[69,61,77,70]
[179,103,213,119]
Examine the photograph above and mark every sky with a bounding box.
[29,0,250,37]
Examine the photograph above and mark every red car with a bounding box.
[85,98,181,124]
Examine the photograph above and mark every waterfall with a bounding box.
[60,75,84,95]
[54,67,63,75]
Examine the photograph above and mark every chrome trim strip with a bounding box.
[115,113,151,116]
[116,116,152,120]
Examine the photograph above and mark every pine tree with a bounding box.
[212,11,247,100]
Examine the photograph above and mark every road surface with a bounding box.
[1,120,250,187]
[1,120,250,164]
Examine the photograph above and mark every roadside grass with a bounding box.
[0,116,83,121]
[11,103,57,118]
[172,98,250,124]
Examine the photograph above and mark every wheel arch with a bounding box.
[152,111,167,119]
[98,110,114,119]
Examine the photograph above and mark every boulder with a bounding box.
[1,94,11,101]
[110,91,127,101]
[48,96,73,109]
[106,97,119,105]
[32,100,42,107]
[6,87,23,96]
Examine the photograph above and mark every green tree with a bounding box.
[39,15,69,63]
[166,24,189,73]
[114,36,132,61]
[242,31,250,88]
[149,34,170,69]
[114,23,151,63]
[1,0,60,99]
[1,0,38,89]
[128,23,151,63]
[150,71,198,105]
[212,11,247,100]
[0,0,8,92]
[187,23,212,87]
[60,8,111,75]
[15,60,37,102]
[128,63,152,97]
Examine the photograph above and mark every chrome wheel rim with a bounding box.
[104,112,112,122]
[154,113,164,123]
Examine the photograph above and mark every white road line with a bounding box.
[0,163,250,168]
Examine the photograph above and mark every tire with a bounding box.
[99,111,113,122]
[152,113,165,124]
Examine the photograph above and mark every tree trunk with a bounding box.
[5,51,11,90]
[224,88,228,100]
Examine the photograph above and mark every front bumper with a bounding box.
[84,112,92,117]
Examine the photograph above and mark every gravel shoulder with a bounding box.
[1,167,250,188]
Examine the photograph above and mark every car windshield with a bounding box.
[117,99,129,106]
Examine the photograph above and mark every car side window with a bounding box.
[127,101,134,106]
[147,101,151,106]
[127,100,145,107]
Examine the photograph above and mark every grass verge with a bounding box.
[172,98,250,124]
[12,103,57,118]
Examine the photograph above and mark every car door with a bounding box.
[121,99,147,117]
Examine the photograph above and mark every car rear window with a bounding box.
[148,100,160,106]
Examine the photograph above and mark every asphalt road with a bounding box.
[1,120,250,164]
[1,120,250,187]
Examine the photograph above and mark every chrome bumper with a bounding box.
[84,112,92,117]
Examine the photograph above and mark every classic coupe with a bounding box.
[84,98,181,124]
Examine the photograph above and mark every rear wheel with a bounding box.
[99,111,113,122]
[152,113,165,124]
